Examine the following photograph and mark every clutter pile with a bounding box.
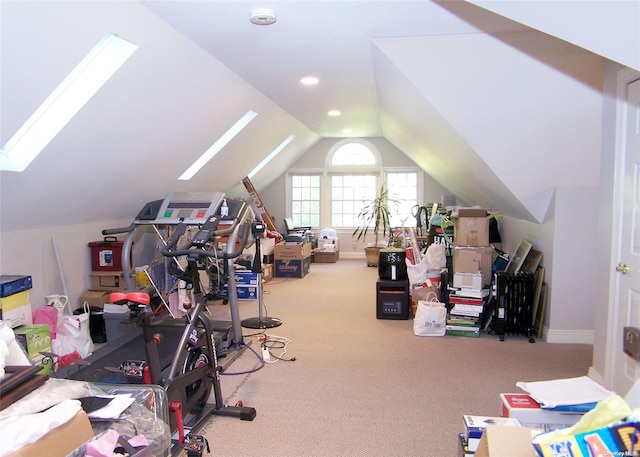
[459,376,640,457]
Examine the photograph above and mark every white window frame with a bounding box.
[285,140,423,232]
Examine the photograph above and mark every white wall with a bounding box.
[474,184,598,344]
[0,219,130,312]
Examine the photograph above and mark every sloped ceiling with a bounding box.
[0,1,634,233]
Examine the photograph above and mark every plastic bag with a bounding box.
[425,243,447,270]
[32,305,59,339]
[413,293,446,337]
[52,302,94,359]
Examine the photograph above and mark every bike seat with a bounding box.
[109,291,150,306]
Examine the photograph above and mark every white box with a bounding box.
[500,393,585,432]
[454,272,484,290]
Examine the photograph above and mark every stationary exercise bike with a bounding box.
[109,215,256,449]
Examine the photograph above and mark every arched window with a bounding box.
[330,142,377,165]
[287,139,419,233]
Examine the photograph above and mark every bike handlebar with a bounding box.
[102,224,136,236]
[160,220,251,261]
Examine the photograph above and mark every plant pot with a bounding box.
[364,246,382,267]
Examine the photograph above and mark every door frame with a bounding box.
[604,67,640,390]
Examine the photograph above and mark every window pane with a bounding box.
[290,173,321,228]
[387,172,418,227]
[331,174,377,228]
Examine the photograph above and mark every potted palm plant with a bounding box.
[352,184,399,266]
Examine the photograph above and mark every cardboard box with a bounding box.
[11,410,94,457]
[275,257,312,278]
[233,271,259,285]
[0,290,33,328]
[90,271,127,291]
[80,290,112,309]
[274,242,312,260]
[500,393,585,432]
[313,249,339,263]
[458,208,488,218]
[464,415,522,452]
[453,247,493,286]
[220,271,259,300]
[455,216,490,247]
[0,275,32,298]
[14,324,52,361]
[453,272,484,290]
[263,264,273,283]
[475,424,541,457]
[274,242,312,278]
[220,285,258,300]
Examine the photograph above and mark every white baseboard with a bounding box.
[588,366,606,387]
[544,328,594,344]
[336,251,365,260]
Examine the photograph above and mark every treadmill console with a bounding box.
[154,192,225,225]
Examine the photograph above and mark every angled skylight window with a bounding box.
[248,134,295,179]
[0,33,138,172]
[179,110,258,180]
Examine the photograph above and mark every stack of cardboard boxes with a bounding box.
[313,228,340,263]
[452,209,494,288]
[446,209,495,337]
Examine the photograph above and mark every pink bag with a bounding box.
[32,306,59,339]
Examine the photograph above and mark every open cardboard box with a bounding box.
[474,424,542,457]
[10,410,94,457]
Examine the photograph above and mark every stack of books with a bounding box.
[446,277,490,337]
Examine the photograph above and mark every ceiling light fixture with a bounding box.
[250,8,277,26]
[248,134,295,179]
[300,76,319,86]
[328,110,341,117]
[0,33,138,172]
[179,110,258,180]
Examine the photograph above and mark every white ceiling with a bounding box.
[1,1,636,232]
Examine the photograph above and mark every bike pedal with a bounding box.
[185,434,210,456]
[122,360,146,384]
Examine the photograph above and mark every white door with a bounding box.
[612,77,640,395]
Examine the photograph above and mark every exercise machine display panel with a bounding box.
[154,192,225,225]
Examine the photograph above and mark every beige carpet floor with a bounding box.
[188,259,592,456]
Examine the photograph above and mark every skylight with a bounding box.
[178,110,258,180]
[0,33,138,172]
[248,134,295,179]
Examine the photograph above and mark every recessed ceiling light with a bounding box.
[342,128,352,134]
[328,110,341,117]
[300,76,319,86]
[250,8,277,25]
